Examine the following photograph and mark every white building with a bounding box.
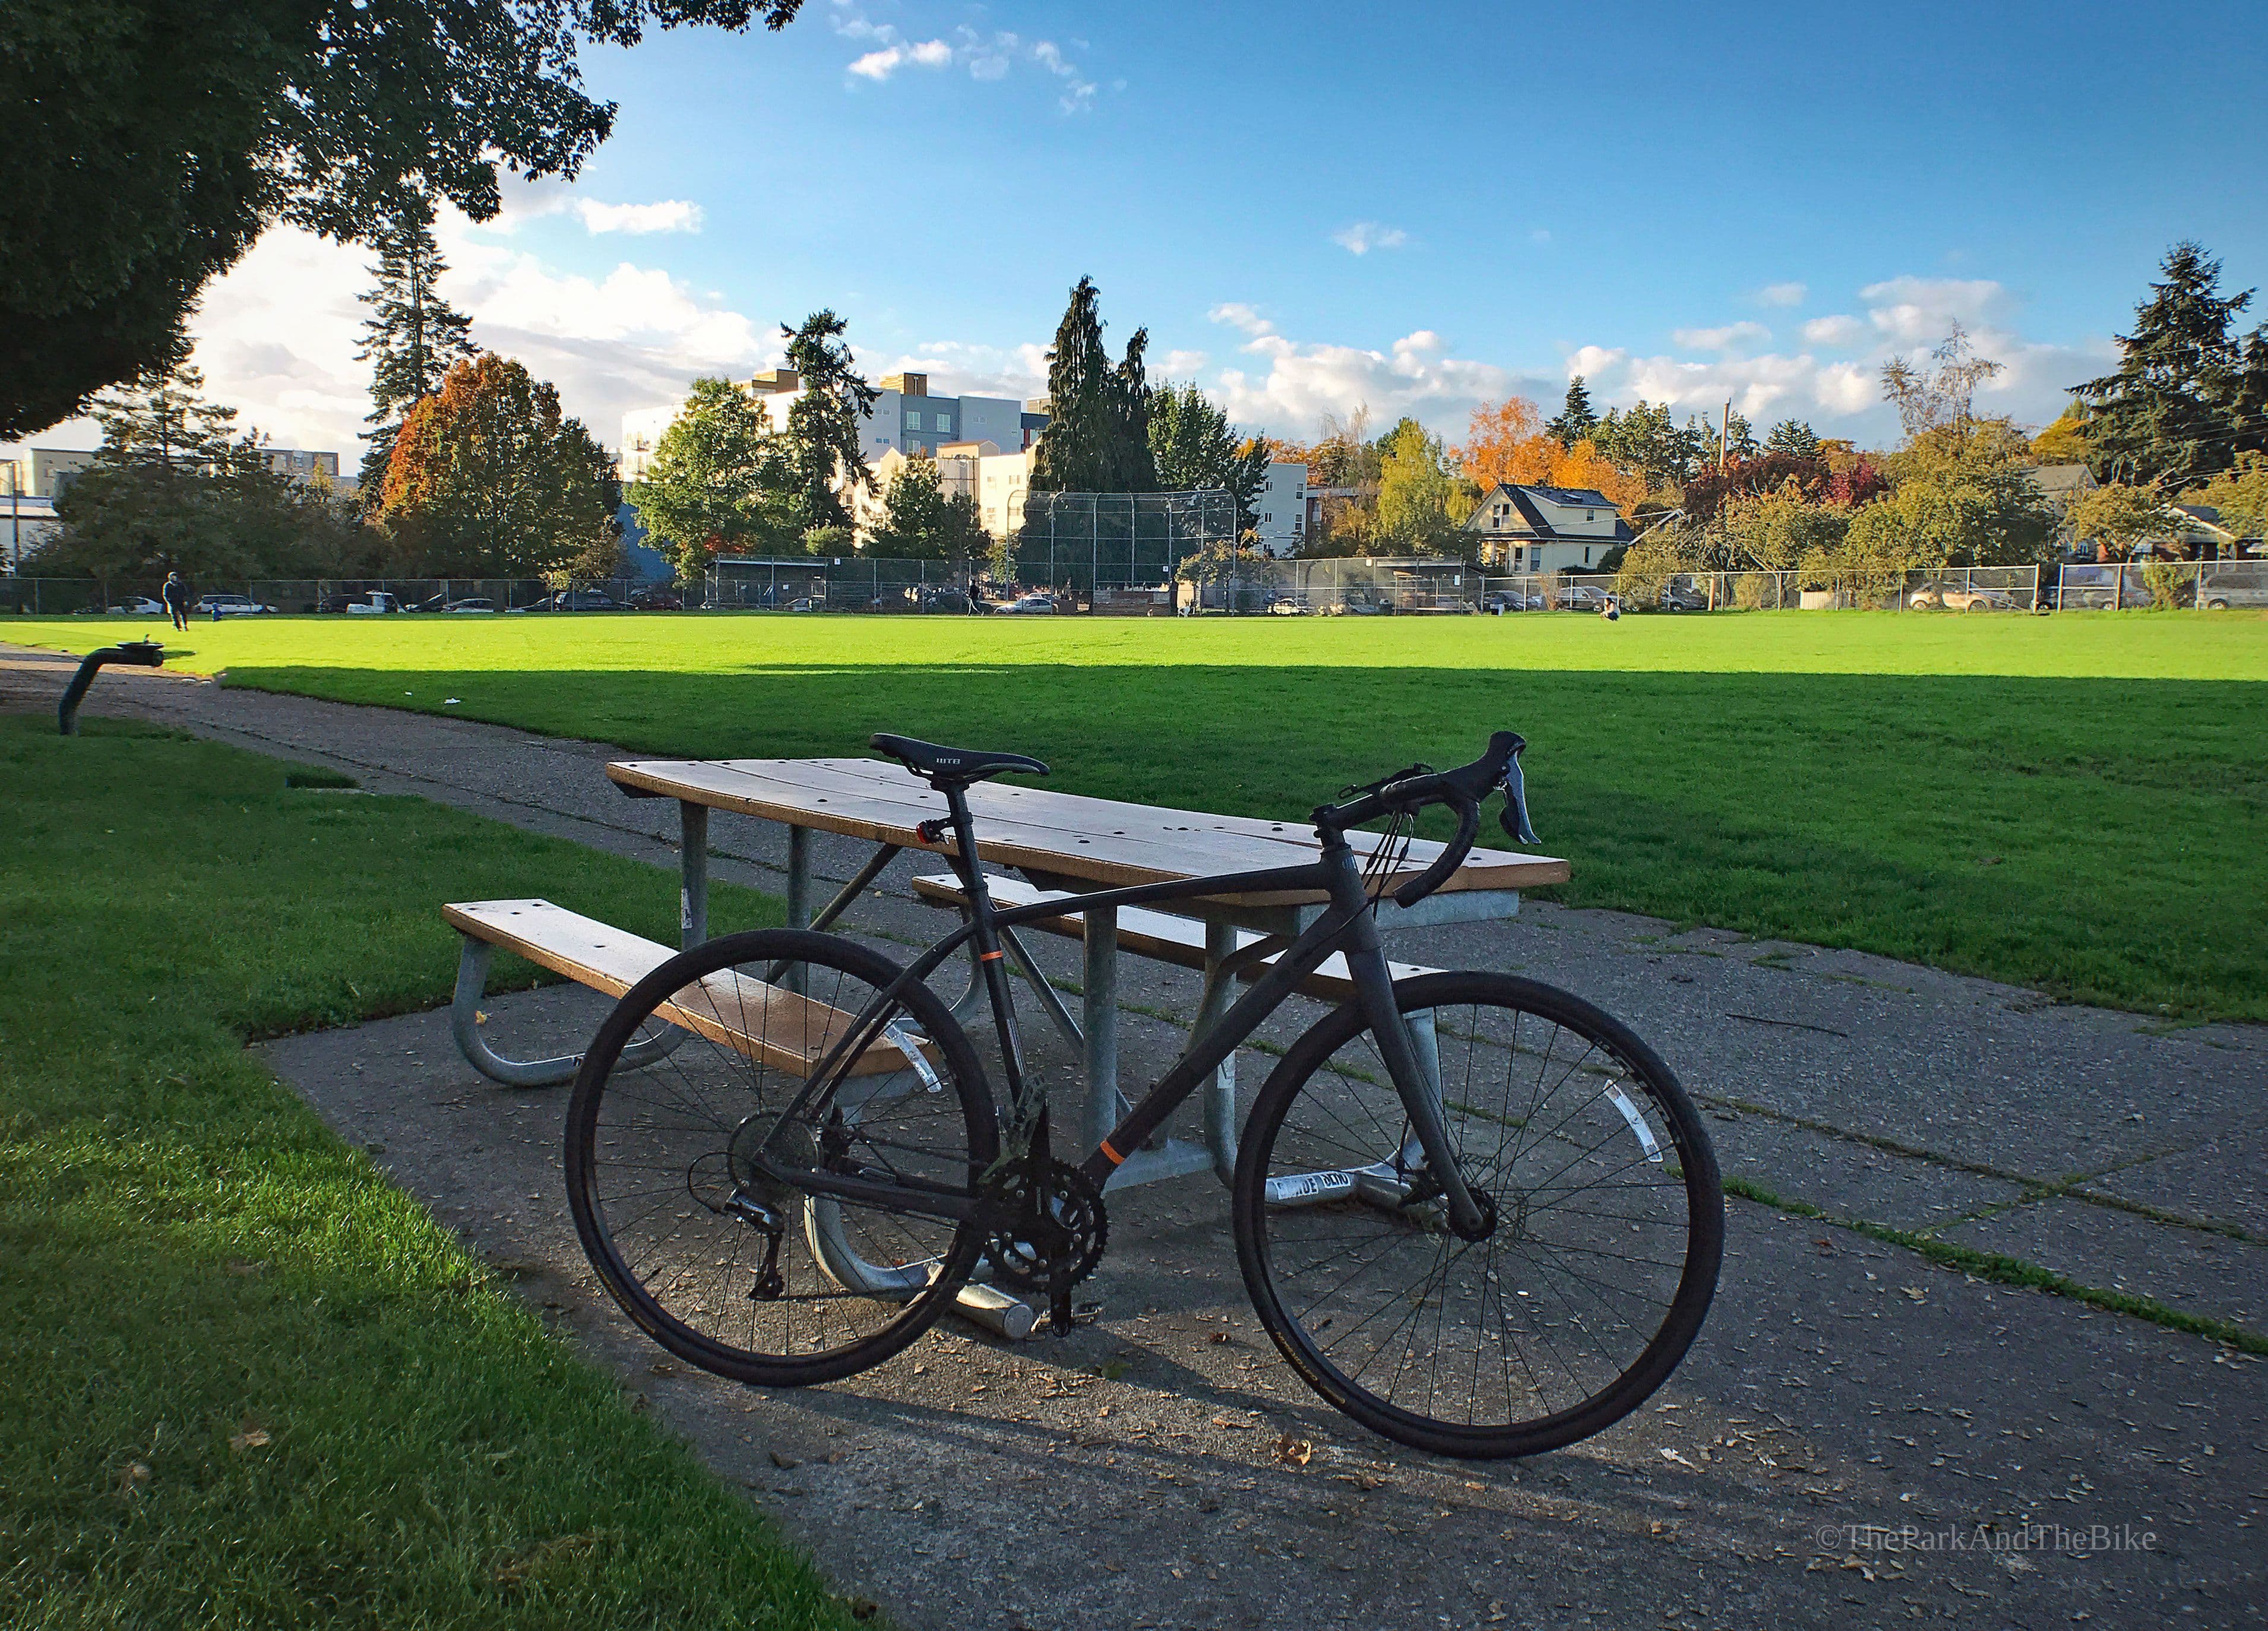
[856,441,1035,541]
[1251,461,1307,556]
[1462,483,1636,573]
[620,369,1047,488]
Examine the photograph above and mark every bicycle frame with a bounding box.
[758,785,1492,1237]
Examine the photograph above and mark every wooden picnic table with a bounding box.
[608,755,1570,1190]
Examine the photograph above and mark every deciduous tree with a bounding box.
[378,353,617,575]
[1881,322,2004,445]
[2064,483,2183,560]
[0,0,804,440]
[1377,418,1476,555]
[627,376,799,579]
[2184,452,2268,543]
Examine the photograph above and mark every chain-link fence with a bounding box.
[1008,490,1236,594]
[2055,560,2268,610]
[0,575,672,616]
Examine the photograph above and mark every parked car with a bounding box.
[345,591,402,615]
[107,596,166,616]
[628,585,684,610]
[1266,596,1312,615]
[194,593,273,616]
[2055,565,2152,609]
[1482,591,1546,614]
[443,597,495,613]
[525,589,626,612]
[999,593,1057,615]
[1556,584,1621,613]
[1660,582,1711,612]
[918,588,972,613]
[1909,581,2015,611]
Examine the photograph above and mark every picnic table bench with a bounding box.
[441,752,1567,1335]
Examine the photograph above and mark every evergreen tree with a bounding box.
[1032,277,1156,492]
[2077,242,2265,487]
[88,361,241,470]
[1147,381,1270,530]
[1545,375,1598,445]
[1764,419,1821,459]
[355,197,475,499]
[780,310,878,531]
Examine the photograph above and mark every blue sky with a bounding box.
[21,0,2268,459]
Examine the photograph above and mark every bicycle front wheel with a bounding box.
[565,928,997,1386]
[1233,972,1722,1458]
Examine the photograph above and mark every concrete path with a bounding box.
[9,638,2265,1629]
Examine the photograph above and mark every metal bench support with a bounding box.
[449,936,690,1090]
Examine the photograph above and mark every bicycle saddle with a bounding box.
[870,733,1049,787]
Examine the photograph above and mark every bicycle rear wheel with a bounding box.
[565,929,997,1385]
[1233,971,1721,1458]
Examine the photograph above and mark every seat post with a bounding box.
[938,779,1028,1096]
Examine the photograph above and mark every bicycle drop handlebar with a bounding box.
[1312,730,1539,907]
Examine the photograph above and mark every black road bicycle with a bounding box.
[564,730,1722,1458]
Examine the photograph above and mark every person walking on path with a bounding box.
[161,572,191,631]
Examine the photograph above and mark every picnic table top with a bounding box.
[608,755,1570,908]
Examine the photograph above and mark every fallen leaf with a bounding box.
[768,1450,801,1470]
[229,1427,272,1453]
[118,1461,151,1494]
[1274,1434,1313,1467]
[1207,1330,1232,1344]
[1210,1415,1255,1431]
[1658,1448,1697,1469]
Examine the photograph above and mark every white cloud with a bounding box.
[574,199,703,235]
[1205,308,1550,436]
[1567,344,1627,379]
[1801,314,1868,346]
[1529,229,1551,245]
[1858,275,2011,343]
[1159,349,1211,377]
[1670,321,1770,351]
[1755,281,1808,307]
[1332,221,1409,256]
[837,9,1095,109]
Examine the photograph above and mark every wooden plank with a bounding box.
[444,899,919,1076]
[909,875,1437,1003]
[608,756,1570,905]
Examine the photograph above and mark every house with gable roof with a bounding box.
[1462,483,1636,573]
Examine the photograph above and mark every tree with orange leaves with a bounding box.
[379,353,617,576]
[1456,395,1649,514]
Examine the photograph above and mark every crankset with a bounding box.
[980,1153,1108,1333]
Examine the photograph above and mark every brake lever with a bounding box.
[1499,751,1539,846]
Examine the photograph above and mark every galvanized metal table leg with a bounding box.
[785,824,814,929]
[678,801,708,948]
[1081,904,1121,1152]
[1200,919,1240,1185]
[781,824,812,993]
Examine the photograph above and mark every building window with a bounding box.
[903,413,920,431]
[934,413,952,432]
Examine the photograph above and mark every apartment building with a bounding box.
[619,369,1048,486]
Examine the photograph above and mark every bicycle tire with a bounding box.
[565,928,998,1386]
[1233,971,1722,1458]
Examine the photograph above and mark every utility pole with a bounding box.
[6,458,19,574]
[1719,398,1732,473]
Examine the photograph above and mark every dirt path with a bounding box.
[10,638,2264,1628]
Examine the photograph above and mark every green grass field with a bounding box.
[13,609,2267,1020]
[0,716,866,1629]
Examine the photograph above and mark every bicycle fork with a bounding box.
[1325,847,1496,1242]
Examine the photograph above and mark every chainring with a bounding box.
[980,1155,1108,1297]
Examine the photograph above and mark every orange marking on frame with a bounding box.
[979,949,1005,962]
[1099,1138,1127,1166]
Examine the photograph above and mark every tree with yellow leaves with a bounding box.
[1456,396,1649,514]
